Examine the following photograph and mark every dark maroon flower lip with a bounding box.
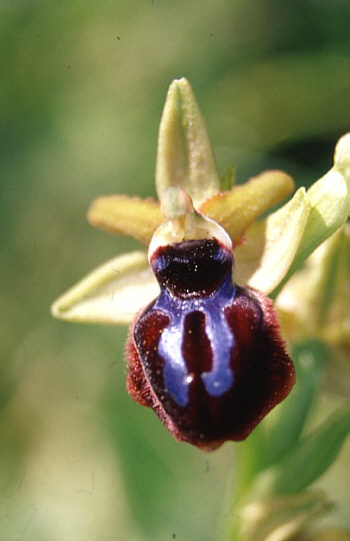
[126,236,295,451]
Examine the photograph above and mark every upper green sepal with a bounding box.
[155,78,220,208]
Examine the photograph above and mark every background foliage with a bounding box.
[1,1,350,540]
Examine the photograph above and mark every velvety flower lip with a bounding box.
[51,78,350,449]
[123,188,295,450]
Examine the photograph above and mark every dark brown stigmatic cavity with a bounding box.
[126,238,295,450]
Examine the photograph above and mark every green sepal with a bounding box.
[156,78,220,208]
[51,251,159,325]
[273,133,350,296]
[234,187,310,293]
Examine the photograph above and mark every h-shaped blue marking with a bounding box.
[154,276,236,407]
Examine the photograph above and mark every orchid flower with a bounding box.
[51,78,350,445]
[51,78,350,540]
[51,80,350,327]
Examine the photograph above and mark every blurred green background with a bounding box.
[1,1,350,540]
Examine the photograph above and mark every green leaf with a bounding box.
[263,341,326,468]
[235,342,326,505]
[234,187,310,294]
[155,78,220,208]
[270,401,350,494]
[236,423,267,499]
[51,251,159,325]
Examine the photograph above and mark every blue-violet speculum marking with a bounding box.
[126,191,295,450]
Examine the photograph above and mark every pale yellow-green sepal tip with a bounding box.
[51,251,159,325]
[334,132,350,177]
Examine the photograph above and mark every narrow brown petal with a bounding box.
[199,170,294,243]
[87,194,163,244]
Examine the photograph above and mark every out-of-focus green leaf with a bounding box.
[269,401,350,495]
[155,78,220,208]
[306,528,350,541]
[263,341,326,468]
[237,490,332,541]
[236,423,267,500]
[234,187,310,293]
[51,251,159,324]
[208,53,350,148]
